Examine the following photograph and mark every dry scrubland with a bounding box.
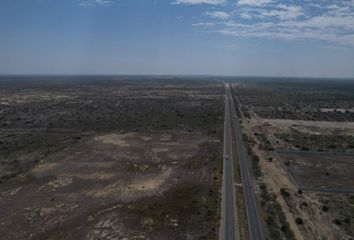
[0,77,224,240]
[2,76,354,240]
[278,151,354,192]
[231,79,354,240]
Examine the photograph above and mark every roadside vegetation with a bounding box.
[229,85,296,240]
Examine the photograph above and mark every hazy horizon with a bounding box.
[1,74,354,80]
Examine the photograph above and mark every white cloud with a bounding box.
[78,0,113,6]
[260,5,304,20]
[240,12,253,19]
[193,22,216,27]
[186,0,354,46]
[307,15,354,30]
[173,0,226,5]
[204,11,231,19]
[237,0,273,7]
[215,15,354,46]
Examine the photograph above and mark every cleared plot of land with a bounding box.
[261,119,354,131]
[320,108,354,113]
[278,151,354,192]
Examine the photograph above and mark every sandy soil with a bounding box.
[0,131,217,240]
[278,151,354,191]
[248,116,353,239]
[262,119,354,135]
[320,108,354,113]
[242,117,305,240]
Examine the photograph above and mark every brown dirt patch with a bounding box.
[0,131,219,240]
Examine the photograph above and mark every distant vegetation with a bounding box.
[234,79,354,121]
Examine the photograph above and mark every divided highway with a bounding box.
[220,83,239,240]
[227,84,264,240]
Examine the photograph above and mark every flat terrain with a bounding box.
[230,78,354,240]
[2,76,354,240]
[234,79,354,121]
[0,77,224,240]
[278,151,354,192]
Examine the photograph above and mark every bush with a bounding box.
[334,218,342,225]
[322,205,329,212]
[296,217,304,225]
[280,188,290,198]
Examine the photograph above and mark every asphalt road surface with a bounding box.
[220,83,239,240]
[227,84,264,240]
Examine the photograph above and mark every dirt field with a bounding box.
[278,151,354,192]
[261,119,354,136]
[0,131,222,239]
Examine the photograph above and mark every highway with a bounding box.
[220,83,239,240]
[227,84,264,240]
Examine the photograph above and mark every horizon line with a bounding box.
[1,74,354,80]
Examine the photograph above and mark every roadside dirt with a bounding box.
[242,116,304,240]
[245,115,353,240]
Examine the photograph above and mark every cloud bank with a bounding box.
[186,0,354,46]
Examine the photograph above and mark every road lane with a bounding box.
[227,84,264,240]
[220,83,239,240]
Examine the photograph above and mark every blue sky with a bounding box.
[1,0,354,77]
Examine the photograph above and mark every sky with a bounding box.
[1,0,354,78]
